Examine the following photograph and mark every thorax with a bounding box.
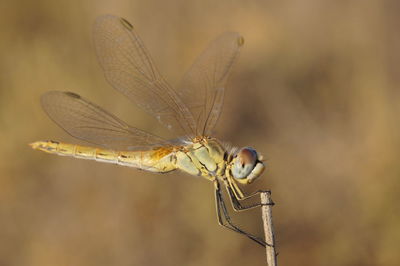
[175,137,227,179]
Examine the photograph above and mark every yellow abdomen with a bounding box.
[30,140,177,173]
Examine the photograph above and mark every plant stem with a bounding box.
[261,191,277,266]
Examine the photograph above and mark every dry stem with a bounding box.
[261,191,277,266]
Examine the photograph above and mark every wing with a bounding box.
[177,32,244,136]
[41,91,165,150]
[93,14,196,136]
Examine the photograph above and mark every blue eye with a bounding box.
[231,147,257,179]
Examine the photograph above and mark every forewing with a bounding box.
[178,32,244,136]
[93,14,196,136]
[41,91,165,150]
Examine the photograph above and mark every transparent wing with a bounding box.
[41,91,165,150]
[177,32,244,136]
[93,14,196,136]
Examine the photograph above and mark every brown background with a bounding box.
[1,0,400,265]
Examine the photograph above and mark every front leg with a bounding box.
[224,179,274,212]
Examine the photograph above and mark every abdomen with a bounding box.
[30,140,177,173]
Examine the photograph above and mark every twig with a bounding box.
[261,191,277,266]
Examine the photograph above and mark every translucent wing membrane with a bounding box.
[93,14,196,136]
[41,91,165,150]
[178,32,244,136]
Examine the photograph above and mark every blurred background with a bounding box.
[1,0,400,265]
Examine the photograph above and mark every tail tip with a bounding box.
[29,141,42,150]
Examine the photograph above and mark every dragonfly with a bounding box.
[30,14,271,247]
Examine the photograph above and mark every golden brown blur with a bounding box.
[1,0,400,265]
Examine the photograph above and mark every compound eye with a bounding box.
[231,147,257,179]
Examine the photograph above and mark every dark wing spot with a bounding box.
[64,91,81,99]
[120,17,133,30]
[237,36,245,46]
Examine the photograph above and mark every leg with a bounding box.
[225,184,275,212]
[223,176,274,211]
[214,181,273,247]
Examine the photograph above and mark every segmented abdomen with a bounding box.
[30,140,177,173]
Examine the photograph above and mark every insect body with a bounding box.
[31,14,270,247]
